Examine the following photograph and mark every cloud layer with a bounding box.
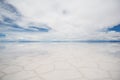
[0,0,120,41]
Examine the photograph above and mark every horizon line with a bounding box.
[0,40,120,43]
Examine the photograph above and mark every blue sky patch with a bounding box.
[3,16,14,23]
[108,24,120,32]
[29,26,51,32]
[0,33,6,38]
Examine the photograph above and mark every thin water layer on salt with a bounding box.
[0,43,120,80]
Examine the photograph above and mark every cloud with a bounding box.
[0,0,21,21]
[0,0,51,34]
[0,0,120,40]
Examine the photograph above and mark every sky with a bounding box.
[0,0,120,41]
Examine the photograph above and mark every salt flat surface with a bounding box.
[0,43,120,80]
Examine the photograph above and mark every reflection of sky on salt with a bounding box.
[0,43,120,80]
[0,43,120,60]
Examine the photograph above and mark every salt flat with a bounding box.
[0,43,120,80]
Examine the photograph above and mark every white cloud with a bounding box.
[2,0,120,40]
